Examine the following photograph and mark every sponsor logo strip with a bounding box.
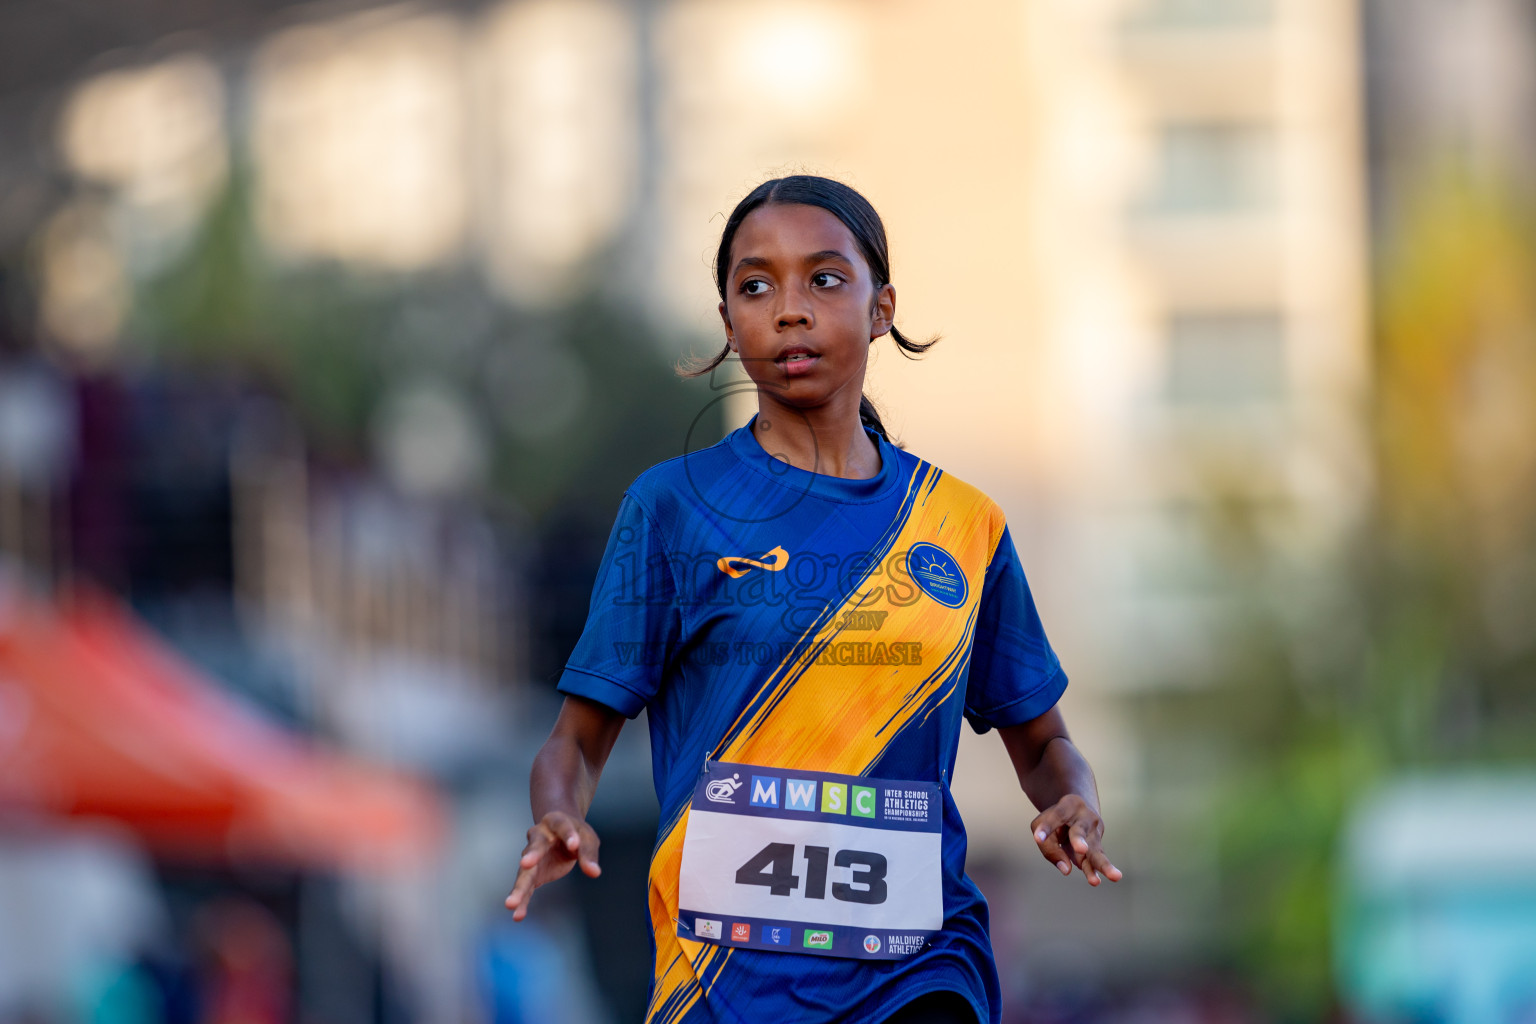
[691,762,939,832]
[676,909,933,961]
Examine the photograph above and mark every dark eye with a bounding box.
[811,271,843,288]
[741,278,770,296]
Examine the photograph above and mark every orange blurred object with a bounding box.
[0,585,444,871]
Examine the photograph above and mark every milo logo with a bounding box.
[803,930,834,950]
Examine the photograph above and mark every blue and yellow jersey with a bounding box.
[557,415,1067,1024]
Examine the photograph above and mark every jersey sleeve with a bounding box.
[555,492,681,718]
[963,522,1068,733]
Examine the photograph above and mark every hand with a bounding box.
[504,811,602,921]
[1030,794,1122,887]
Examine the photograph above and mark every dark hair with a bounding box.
[680,175,938,444]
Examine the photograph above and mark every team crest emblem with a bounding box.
[906,542,967,608]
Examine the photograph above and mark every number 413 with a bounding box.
[734,843,888,905]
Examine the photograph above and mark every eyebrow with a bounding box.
[731,250,857,276]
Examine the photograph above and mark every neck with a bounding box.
[751,390,881,480]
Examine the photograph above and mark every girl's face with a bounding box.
[719,203,896,414]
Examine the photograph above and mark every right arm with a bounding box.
[504,694,628,920]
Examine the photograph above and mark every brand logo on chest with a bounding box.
[717,545,790,579]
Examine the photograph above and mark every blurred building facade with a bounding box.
[599,0,1371,987]
[859,0,1371,988]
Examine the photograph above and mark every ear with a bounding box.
[869,283,896,340]
[718,300,738,352]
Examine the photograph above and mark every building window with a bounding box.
[1126,0,1273,29]
[1146,122,1276,214]
[1164,312,1285,406]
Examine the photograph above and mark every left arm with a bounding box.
[998,706,1123,887]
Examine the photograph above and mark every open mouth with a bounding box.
[776,348,819,366]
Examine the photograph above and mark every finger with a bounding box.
[518,825,556,870]
[1030,803,1072,847]
[1061,820,1097,884]
[576,822,603,878]
[1067,821,1099,870]
[1087,847,1122,884]
[1068,822,1120,887]
[1031,813,1071,873]
[546,813,583,855]
[1035,828,1073,876]
[505,864,538,920]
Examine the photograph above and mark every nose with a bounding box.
[775,283,813,331]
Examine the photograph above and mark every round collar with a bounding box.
[725,412,902,504]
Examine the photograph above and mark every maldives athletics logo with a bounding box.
[906,542,967,608]
[705,774,743,803]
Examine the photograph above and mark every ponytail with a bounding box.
[858,394,889,443]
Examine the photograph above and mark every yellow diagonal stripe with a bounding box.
[643,466,1005,1022]
[720,470,1001,774]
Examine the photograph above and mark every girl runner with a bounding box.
[506,176,1121,1024]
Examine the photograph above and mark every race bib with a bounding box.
[676,761,943,960]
